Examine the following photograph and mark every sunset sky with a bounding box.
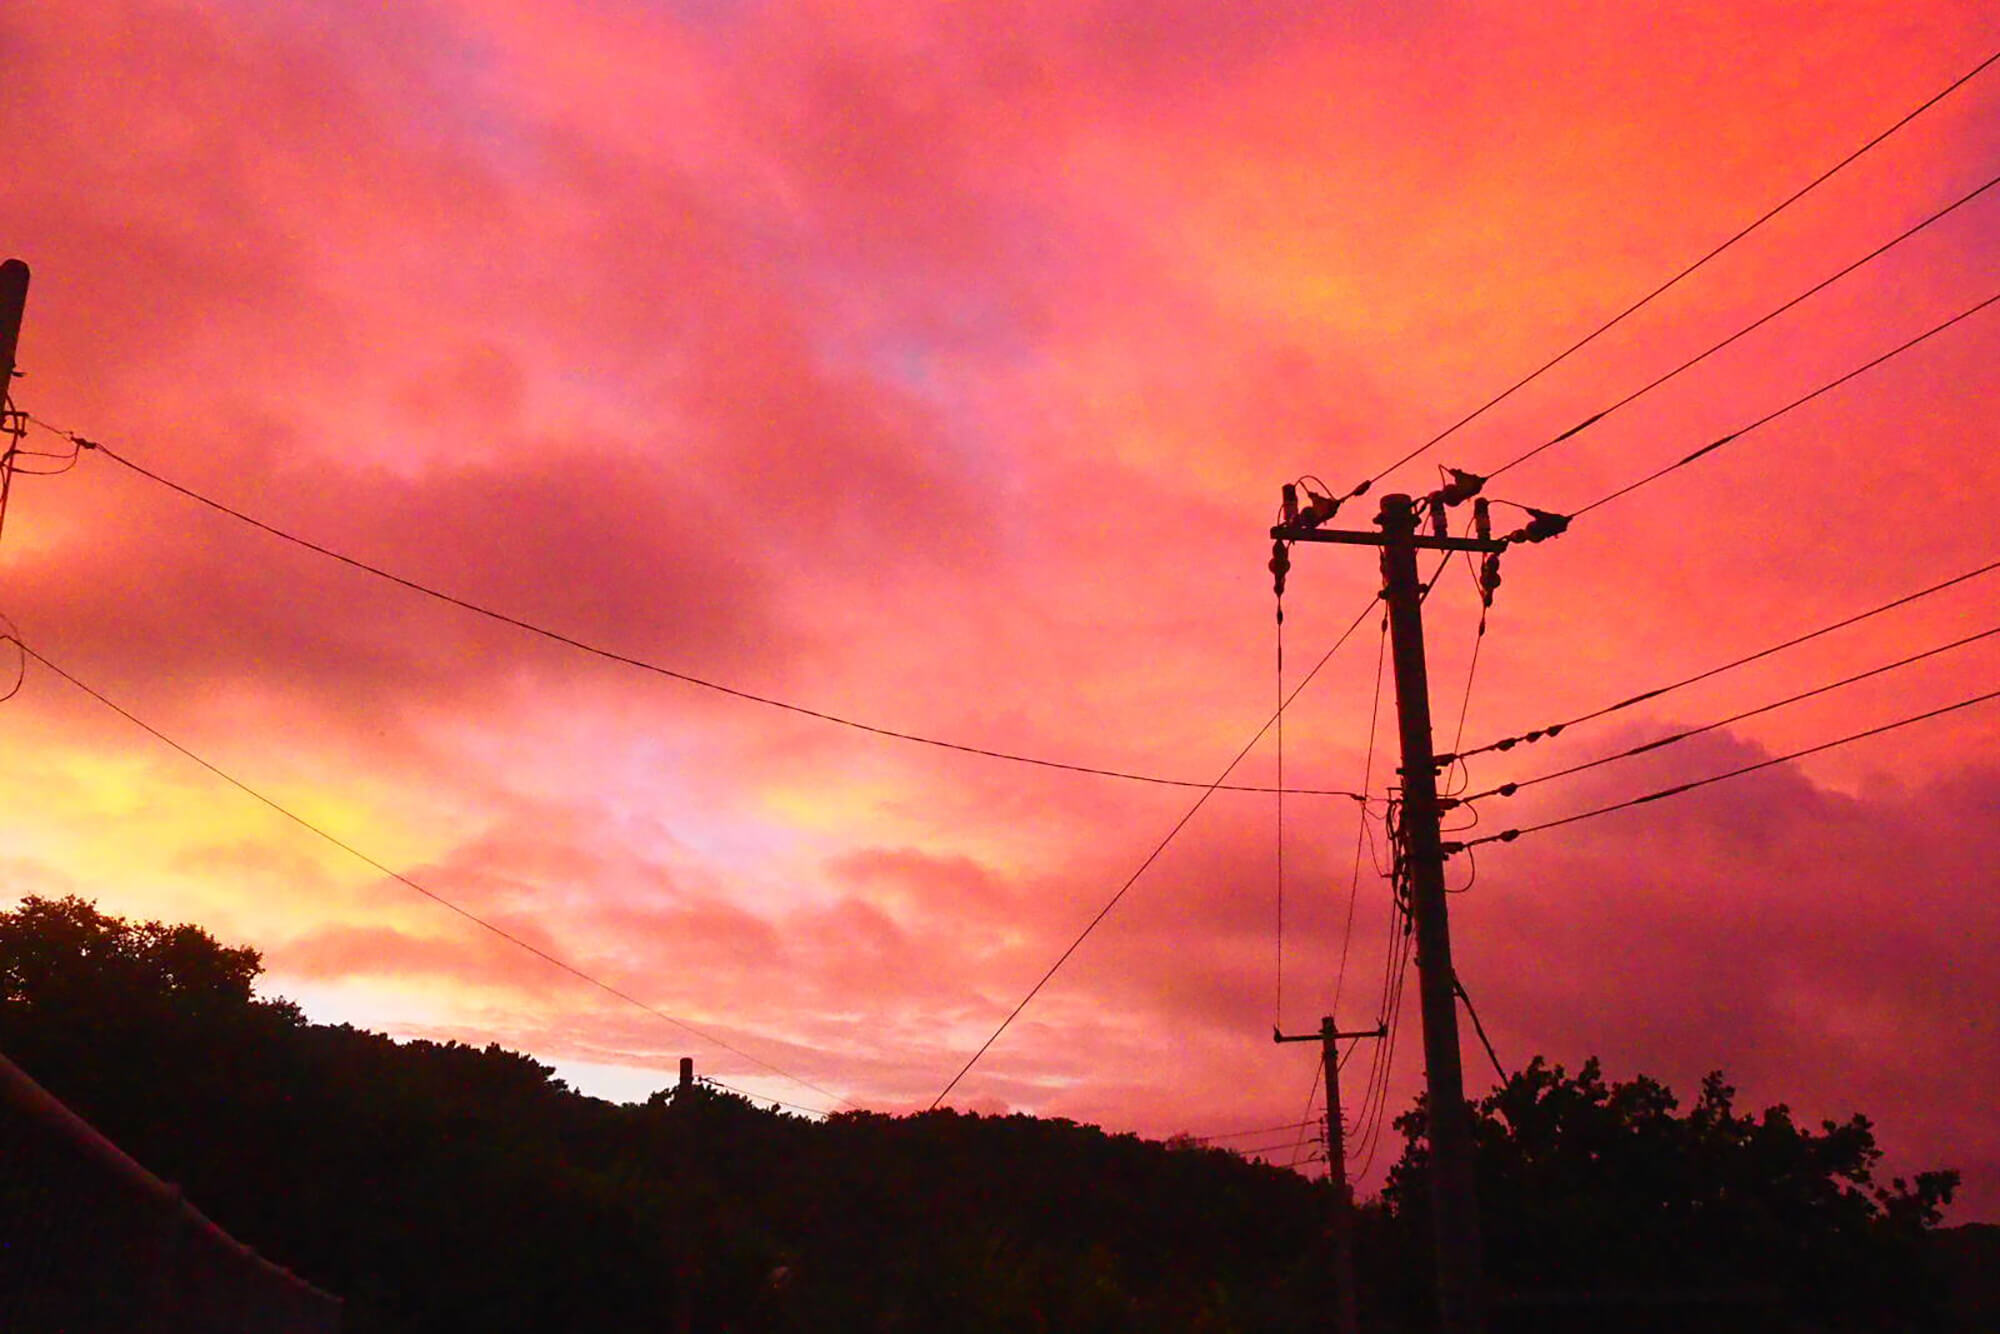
[3,1,1997,1217]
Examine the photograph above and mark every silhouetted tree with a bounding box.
[1384,1056,1958,1332]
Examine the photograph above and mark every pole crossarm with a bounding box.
[1271,523,1506,553]
[1273,1024,1388,1044]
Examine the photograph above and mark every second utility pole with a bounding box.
[1275,1016,1384,1334]
[1273,490,1498,1334]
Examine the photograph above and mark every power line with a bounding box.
[1286,1059,1325,1172]
[5,631,850,1109]
[1274,607,1288,1025]
[1454,975,1509,1086]
[32,420,1365,801]
[0,397,24,548]
[0,613,23,704]
[1350,887,1403,1170]
[1465,622,2000,800]
[1567,288,2000,520]
[929,594,1383,1110]
[1331,619,1389,1019]
[1454,686,2000,851]
[699,1077,835,1118]
[1441,570,1492,797]
[1233,1138,1330,1160]
[1346,845,1416,1180]
[1351,920,1414,1179]
[1486,170,2000,481]
[1186,1118,1324,1145]
[1340,46,2000,497]
[1444,554,2000,765]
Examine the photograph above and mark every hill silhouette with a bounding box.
[1,894,1982,1331]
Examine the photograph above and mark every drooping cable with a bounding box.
[1485,170,2000,481]
[5,632,850,1109]
[1442,602,1490,797]
[1274,599,1287,1027]
[1350,854,1404,1166]
[699,1077,835,1119]
[1464,622,2000,801]
[1339,46,2000,497]
[1238,1139,1329,1162]
[929,594,1382,1109]
[1330,618,1390,1019]
[0,396,25,547]
[1352,920,1415,1179]
[1349,808,1417,1179]
[1187,1118,1324,1145]
[0,614,24,703]
[1454,975,1510,1085]
[1455,686,2000,851]
[39,423,1363,799]
[1444,554,2000,764]
[1286,1059,1325,1172]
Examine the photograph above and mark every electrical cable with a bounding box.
[1330,618,1389,1019]
[35,420,1367,800]
[1286,1059,1325,1172]
[1455,975,1510,1085]
[1445,843,1478,896]
[1353,866,1405,1158]
[1464,622,2000,800]
[699,1077,834,1118]
[1339,46,2000,497]
[1234,1138,1330,1160]
[1445,554,2000,764]
[0,614,23,703]
[7,415,80,476]
[1348,845,1415,1179]
[1455,685,2000,851]
[1352,922,1414,1180]
[1442,606,1489,798]
[1274,604,1286,1026]
[4,631,850,1109]
[1567,289,2000,520]
[1485,170,2000,481]
[0,398,24,547]
[929,593,1383,1109]
[1187,1118,1324,1145]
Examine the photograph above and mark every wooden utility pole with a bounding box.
[0,259,32,543]
[1276,1017,1385,1334]
[0,260,28,388]
[674,1056,695,1334]
[1273,490,1500,1334]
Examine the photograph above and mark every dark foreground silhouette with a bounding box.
[1,895,1988,1332]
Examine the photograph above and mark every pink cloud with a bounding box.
[3,0,1996,1224]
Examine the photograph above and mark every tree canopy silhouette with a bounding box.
[0,896,1328,1332]
[2,896,1984,1331]
[1382,1055,1959,1331]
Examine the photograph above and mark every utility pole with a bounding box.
[1272,489,1500,1334]
[0,259,32,542]
[674,1056,696,1334]
[1276,1017,1385,1334]
[0,260,28,388]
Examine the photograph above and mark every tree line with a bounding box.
[1,894,1987,1331]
